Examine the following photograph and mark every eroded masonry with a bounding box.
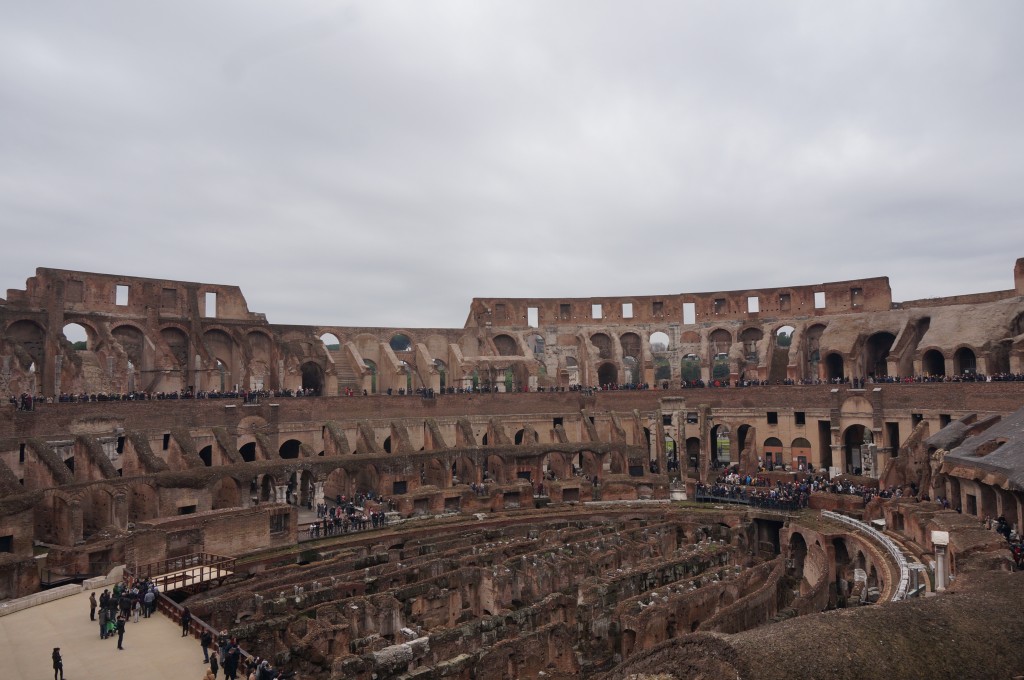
[2,260,1024,679]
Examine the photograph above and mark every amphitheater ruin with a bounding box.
[2,260,1024,679]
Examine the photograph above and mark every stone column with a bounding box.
[275,485,289,504]
[932,530,950,591]
[313,481,325,509]
[70,499,84,545]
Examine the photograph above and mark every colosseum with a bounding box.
[2,260,1024,679]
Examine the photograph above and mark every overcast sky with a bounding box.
[2,1,1022,330]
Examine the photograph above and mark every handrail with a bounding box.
[156,592,254,668]
[821,510,909,601]
[126,552,235,593]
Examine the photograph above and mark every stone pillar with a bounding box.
[932,530,950,591]
[113,492,129,531]
[314,481,325,509]
[70,499,84,545]
[275,485,289,504]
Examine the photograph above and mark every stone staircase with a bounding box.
[768,347,790,383]
[330,349,362,394]
[76,351,116,393]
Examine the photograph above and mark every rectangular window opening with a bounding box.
[779,293,791,311]
[794,412,806,426]
[552,417,564,428]
[939,414,951,428]
[886,422,901,452]
[19,443,25,463]
[747,296,760,313]
[662,414,672,426]
[682,302,696,325]
[0,535,13,553]
[652,301,664,316]
[527,307,539,328]
[161,288,177,310]
[591,304,602,319]
[559,303,571,320]
[622,303,633,319]
[713,298,727,314]
[162,433,170,450]
[205,292,218,318]
[767,411,779,425]
[115,285,129,306]
[178,505,197,516]
[814,291,826,309]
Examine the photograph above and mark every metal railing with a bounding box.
[821,510,910,601]
[127,552,235,592]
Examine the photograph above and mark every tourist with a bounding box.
[52,647,64,680]
[116,613,126,650]
[210,650,220,679]
[89,590,97,620]
[182,605,193,637]
[201,629,213,663]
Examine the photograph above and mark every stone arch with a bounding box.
[279,439,302,459]
[128,482,159,523]
[300,361,324,394]
[238,442,258,463]
[708,328,732,355]
[6,319,46,377]
[804,323,826,377]
[491,333,516,356]
[61,321,93,350]
[319,332,341,350]
[198,445,213,467]
[739,327,763,361]
[842,425,873,475]
[514,429,525,445]
[324,467,350,500]
[922,348,946,377]
[680,354,701,383]
[864,332,896,378]
[825,352,845,380]
[389,333,413,352]
[711,424,731,466]
[161,326,190,370]
[363,359,378,393]
[577,450,601,479]
[354,464,379,494]
[212,476,242,510]
[85,487,116,536]
[423,458,447,488]
[484,454,507,484]
[597,362,618,386]
[455,456,478,485]
[792,437,812,469]
[591,333,613,360]
[111,324,146,367]
[620,332,642,359]
[764,437,784,467]
[649,331,671,352]
[541,452,569,480]
[953,346,977,375]
[259,474,278,502]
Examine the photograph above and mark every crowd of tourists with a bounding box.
[85,576,163,652]
[308,494,393,538]
[696,468,909,510]
[979,515,1024,570]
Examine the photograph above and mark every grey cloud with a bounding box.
[1,1,1022,327]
